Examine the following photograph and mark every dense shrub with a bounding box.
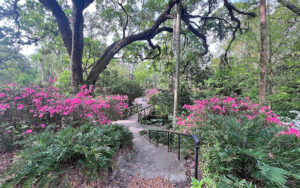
[100,79,143,105]
[0,82,128,152]
[178,96,300,187]
[149,89,191,115]
[96,70,144,105]
[1,124,133,187]
[145,88,159,98]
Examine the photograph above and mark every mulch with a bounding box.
[0,152,16,185]
[106,172,190,188]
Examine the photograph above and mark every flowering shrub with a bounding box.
[145,88,159,98]
[177,96,300,187]
[178,96,299,138]
[0,82,128,152]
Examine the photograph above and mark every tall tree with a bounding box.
[172,2,181,127]
[259,0,268,105]
[1,0,256,91]
[38,0,93,92]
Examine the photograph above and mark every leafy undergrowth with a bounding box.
[0,124,133,188]
[177,96,300,187]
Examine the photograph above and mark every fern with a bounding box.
[1,124,133,187]
[258,162,289,188]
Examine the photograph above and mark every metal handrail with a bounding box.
[148,129,200,180]
[137,105,155,122]
[122,104,142,118]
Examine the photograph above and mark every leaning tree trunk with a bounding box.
[259,0,268,105]
[172,2,181,127]
[70,1,84,93]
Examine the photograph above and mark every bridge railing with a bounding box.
[122,104,142,119]
[148,129,200,180]
[137,105,155,122]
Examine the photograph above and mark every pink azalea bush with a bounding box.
[177,96,299,186]
[177,96,299,139]
[0,82,128,151]
[145,88,159,98]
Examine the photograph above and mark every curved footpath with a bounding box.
[109,114,188,188]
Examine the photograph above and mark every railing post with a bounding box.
[156,131,159,147]
[170,132,173,152]
[178,135,180,160]
[167,132,170,152]
[195,144,199,180]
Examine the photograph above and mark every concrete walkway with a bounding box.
[113,114,187,183]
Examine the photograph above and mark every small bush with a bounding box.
[1,124,133,187]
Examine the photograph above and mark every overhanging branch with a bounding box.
[277,0,300,15]
[39,0,73,56]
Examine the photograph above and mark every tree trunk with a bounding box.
[259,0,268,105]
[267,4,273,100]
[172,2,181,127]
[70,1,84,93]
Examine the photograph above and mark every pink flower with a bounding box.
[89,85,93,92]
[26,129,32,133]
[177,121,185,126]
[14,96,21,100]
[17,104,24,110]
[260,106,270,112]
[40,124,46,128]
[85,113,93,118]
[0,104,10,110]
[49,78,55,83]
[7,130,12,133]
[223,97,235,103]
[24,87,35,94]
[8,83,16,87]
[278,128,300,139]
[0,93,6,98]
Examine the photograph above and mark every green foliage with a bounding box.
[56,70,71,94]
[190,177,205,188]
[192,115,300,187]
[96,67,143,105]
[0,45,37,86]
[148,90,192,115]
[1,124,133,187]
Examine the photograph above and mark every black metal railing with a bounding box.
[137,105,155,122]
[148,129,200,180]
[122,104,142,118]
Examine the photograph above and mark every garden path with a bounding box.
[109,113,188,187]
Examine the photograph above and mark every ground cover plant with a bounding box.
[177,96,300,187]
[1,124,133,187]
[0,82,128,152]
